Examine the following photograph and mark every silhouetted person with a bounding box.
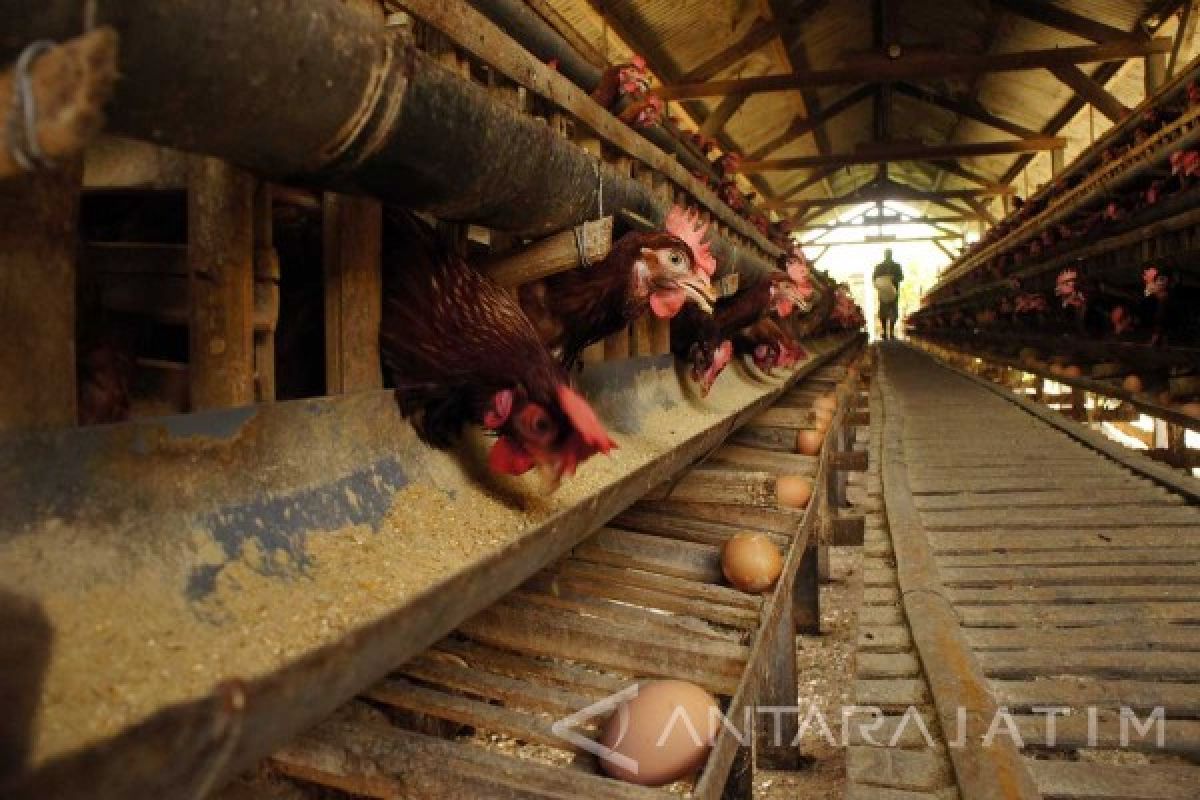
[873,249,904,340]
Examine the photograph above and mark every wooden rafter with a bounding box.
[748,85,874,160]
[785,183,1007,211]
[924,159,1009,190]
[678,18,781,82]
[798,214,982,229]
[962,195,998,226]
[739,137,1066,171]
[991,0,1144,44]
[699,93,750,136]
[1169,0,1199,77]
[1048,64,1131,123]
[656,39,1172,98]
[893,82,1041,139]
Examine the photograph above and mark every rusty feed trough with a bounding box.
[223,348,868,799]
[0,335,863,799]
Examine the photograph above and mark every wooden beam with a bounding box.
[699,92,749,137]
[963,195,998,226]
[0,164,81,431]
[1001,59,1124,184]
[657,39,1173,98]
[811,234,962,246]
[924,159,1010,190]
[188,157,257,411]
[769,166,843,205]
[1048,64,1131,123]
[748,85,874,160]
[679,18,781,82]
[992,0,1143,44]
[1169,0,1199,78]
[893,82,1041,139]
[934,239,958,261]
[323,193,383,394]
[739,137,1066,171]
[797,214,981,229]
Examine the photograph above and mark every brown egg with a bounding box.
[1159,391,1173,405]
[1019,347,1040,364]
[722,533,784,593]
[813,393,838,412]
[599,680,720,786]
[1123,375,1144,393]
[1180,402,1200,418]
[796,429,824,456]
[1062,365,1083,378]
[776,475,812,509]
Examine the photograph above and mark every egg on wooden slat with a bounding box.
[721,532,784,593]
[1123,374,1144,393]
[598,680,720,786]
[796,428,823,456]
[1180,402,1200,418]
[776,475,812,509]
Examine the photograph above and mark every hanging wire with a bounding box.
[7,40,57,172]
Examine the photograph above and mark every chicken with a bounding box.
[670,303,733,395]
[591,56,661,128]
[77,339,134,425]
[519,205,718,366]
[381,210,616,488]
[734,317,806,375]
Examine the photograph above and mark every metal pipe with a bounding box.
[2,0,772,276]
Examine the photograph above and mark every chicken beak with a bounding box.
[680,277,717,314]
[784,286,812,312]
[537,461,563,495]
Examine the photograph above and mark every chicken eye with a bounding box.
[668,251,685,267]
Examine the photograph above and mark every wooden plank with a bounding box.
[992,0,1141,44]
[942,567,1200,588]
[1049,64,1131,124]
[433,639,631,695]
[978,650,1200,681]
[919,506,1198,531]
[740,138,1069,171]
[952,584,1200,607]
[846,746,954,793]
[188,156,256,410]
[556,560,762,611]
[400,655,601,715]
[323,193,383,393]
[0,162,80,430]
[534,568,761,630]
[875,370,1041,799]
[706,444,818,474]
[459,601,747,695]
[956,602,1200,626]
[1028,759,1200,800]
[610,509,790,549]
[994,678,1200,715]
[939,548,1200,568]
[964,623,1200,652]
[914,488,1175,511]
[931,529,1197,554]
[642,466,783,507]
[572,526,723,583]
[634,499,805,535]
[514,585,740,643]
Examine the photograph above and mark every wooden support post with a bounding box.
[1145,52,1167,95]
[755,598,800,770]
[188,157,257,411]
[323,193,384,394]
[720,726,756,800]
[1050,147,1065,176]
[0,164,81,431]
[793,544,820,634]
[253,182,280,402]
[1071,388,1087,422]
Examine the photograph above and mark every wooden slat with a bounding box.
[571,526,723,583]
[1028,759,1200,800]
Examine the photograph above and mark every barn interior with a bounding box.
[2,1,1200,799]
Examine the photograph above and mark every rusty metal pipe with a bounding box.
[3,0,773,275]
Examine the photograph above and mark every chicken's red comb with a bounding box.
[664,204,717,277]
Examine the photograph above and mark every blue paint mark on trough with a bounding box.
[186,456,411,601]
[161,406,258,441]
